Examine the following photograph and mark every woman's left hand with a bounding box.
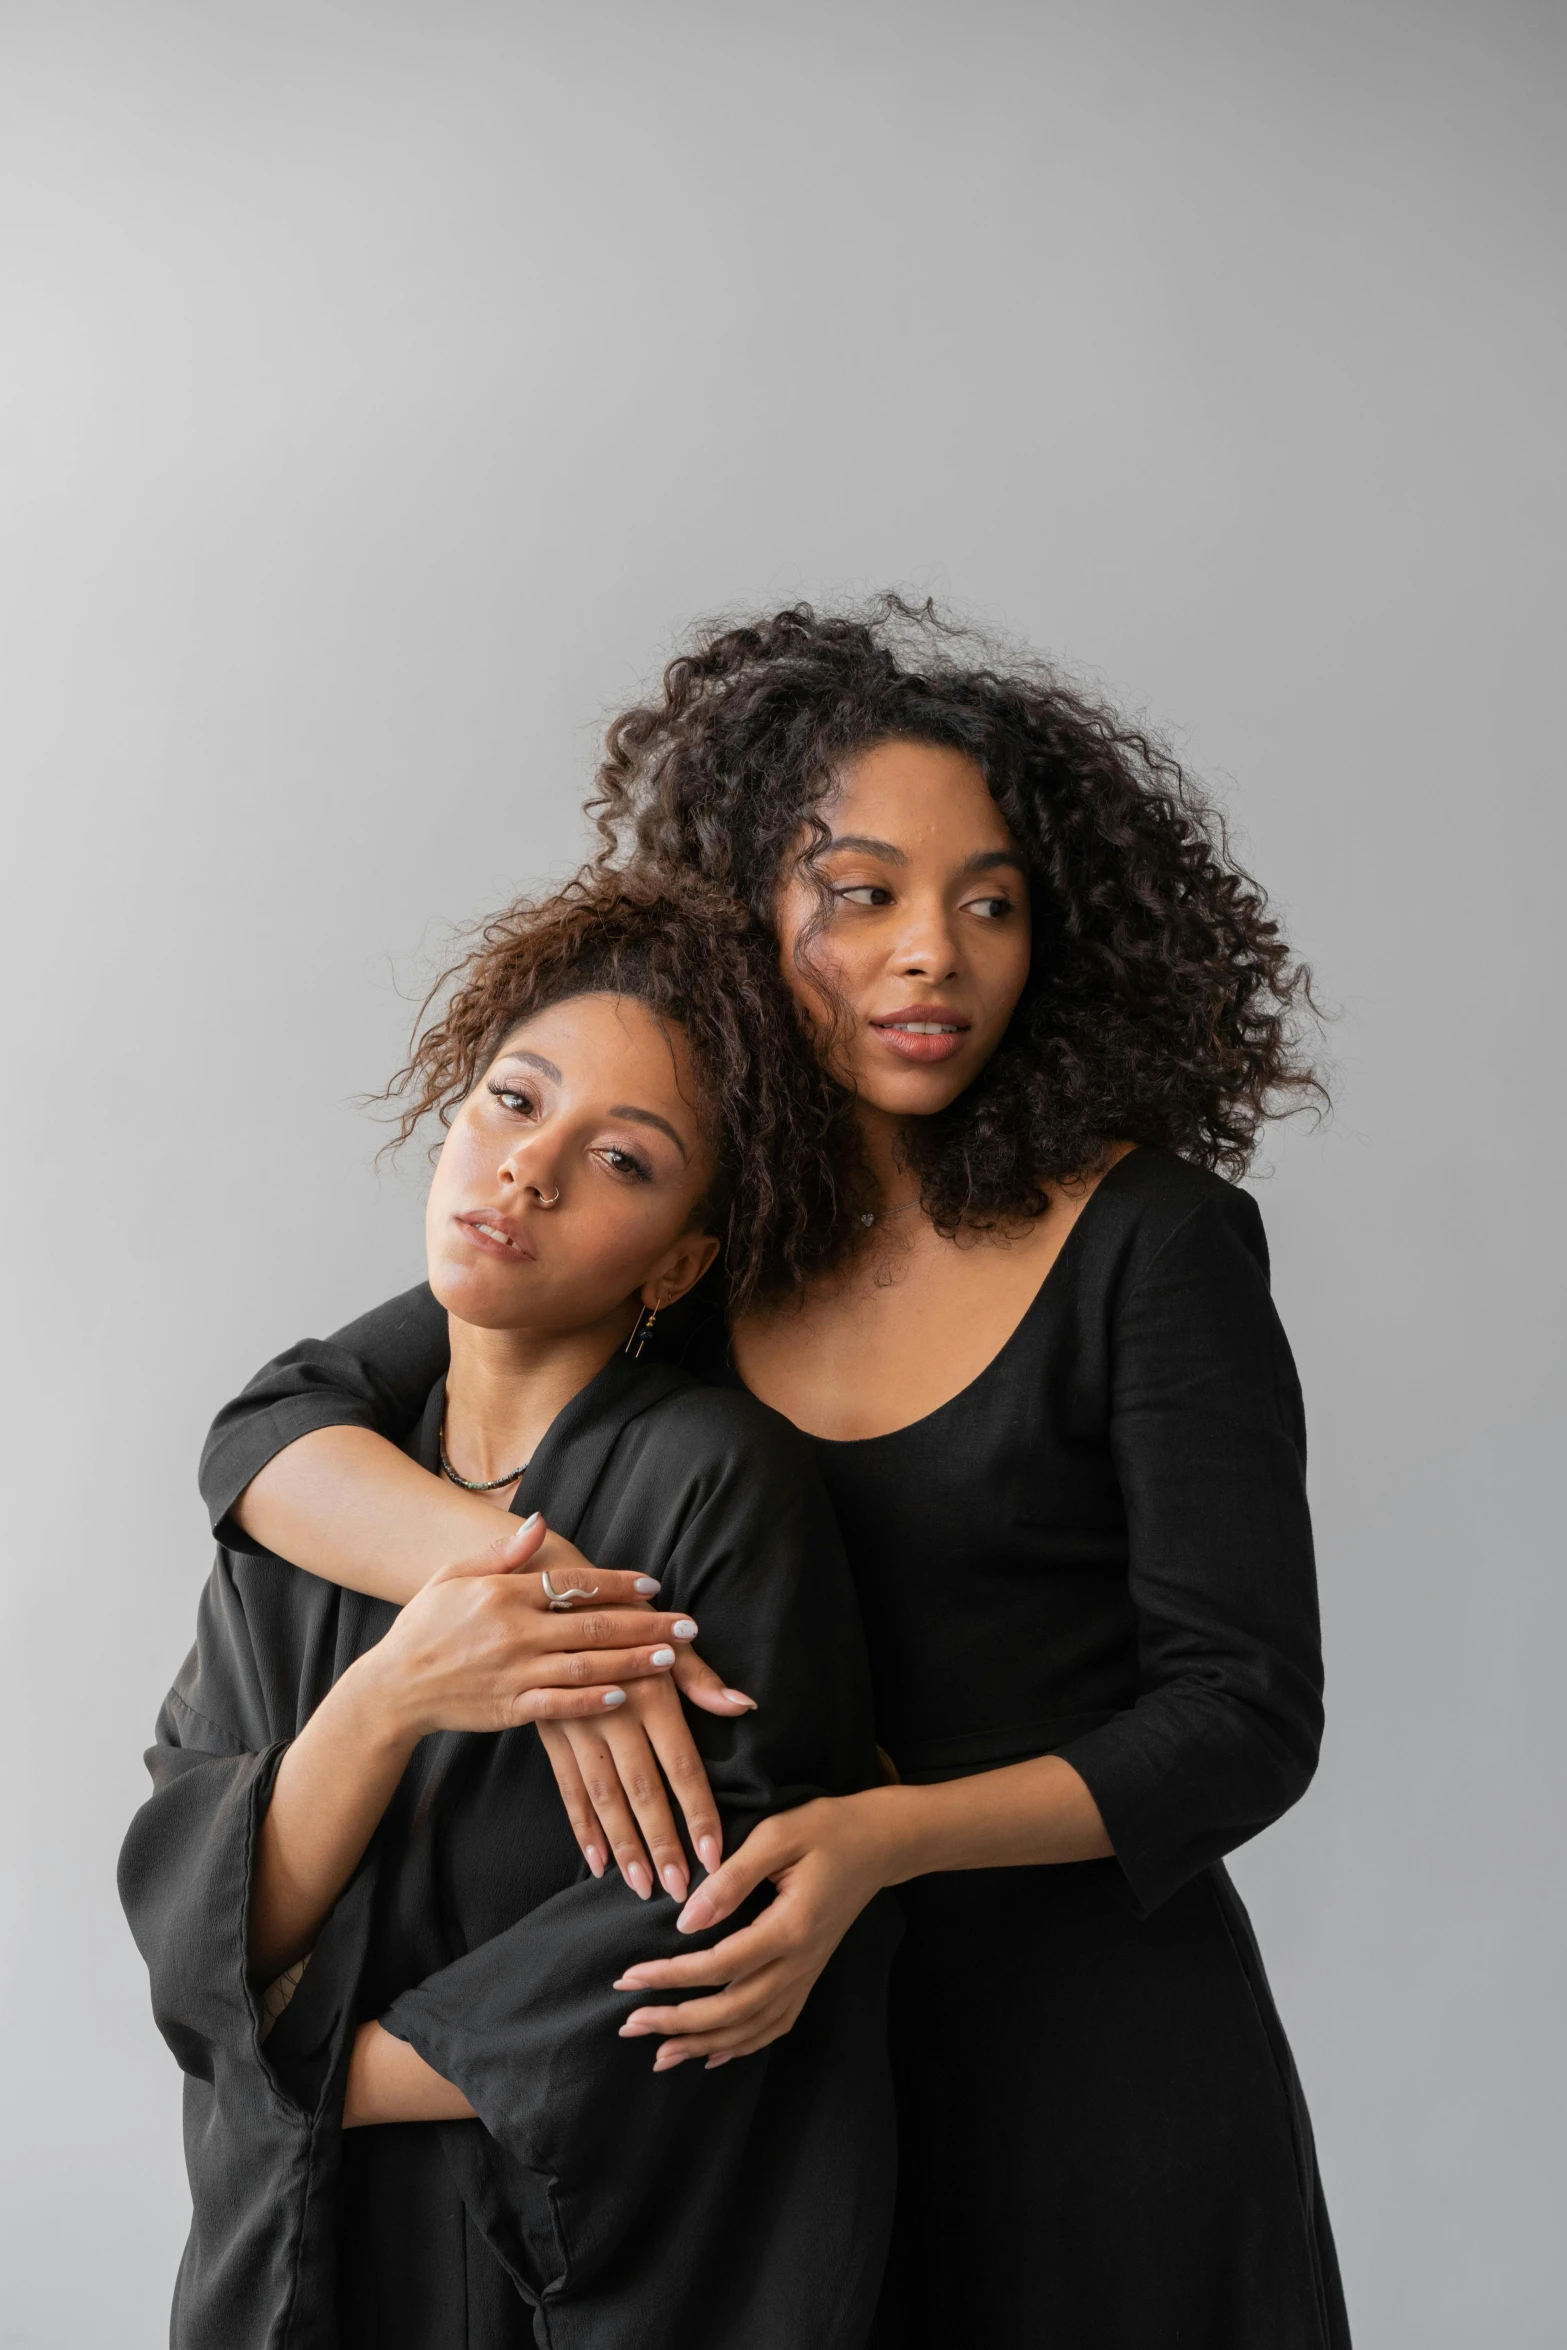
[610,1793,889,2069]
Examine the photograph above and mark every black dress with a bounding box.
[194,1148,1351,2348]
[122,1357,899,2350]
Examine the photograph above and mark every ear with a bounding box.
[643,1228,721,1312]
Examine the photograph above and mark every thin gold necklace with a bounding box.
[859,1198,921,1229]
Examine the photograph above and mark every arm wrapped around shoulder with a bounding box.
[197,1282,449,1545]
[1057,1188,1325,1915]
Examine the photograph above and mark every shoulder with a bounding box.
[627,1368,816,1485]
[600,1361,828,1541]
[1085,1147,1269,1282]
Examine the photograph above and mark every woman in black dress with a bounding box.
[198,600,1350,2347]
[120,880,898,2350]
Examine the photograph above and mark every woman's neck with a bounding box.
[856,1104,924,1218]
[442,1311,633,1495]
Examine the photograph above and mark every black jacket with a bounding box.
[122,1355,898,2350]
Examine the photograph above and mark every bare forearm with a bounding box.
[341,2021,476,2127]
[234,1427,501,1603]
[860,1754,1112,1885]
[249,1659,414,1981]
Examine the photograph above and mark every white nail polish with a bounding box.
[602,1688,627,1708]
[671,1618,698,1640]
[519,1511,541,1530]
[634,1576,661,1595]
[650,1646,676,1668]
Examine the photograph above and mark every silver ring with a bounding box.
[542,1569,598,1612]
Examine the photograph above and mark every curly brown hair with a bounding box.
[590,596,1324,1229]
[381,872,859,1311]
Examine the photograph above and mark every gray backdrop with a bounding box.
[2,4,1561,2344]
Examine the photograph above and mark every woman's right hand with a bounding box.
[360,1514,704,1741]
[535,1572,760,1907]
[253,1513,713,1983]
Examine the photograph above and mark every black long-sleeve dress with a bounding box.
[193,1148,1351,2348]
[122,1356,899,2350]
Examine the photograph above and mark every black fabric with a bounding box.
[127,1355,898,2350]
[192,1147,1350,2348]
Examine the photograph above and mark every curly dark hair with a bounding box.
[590,595,1324,1229]
[381,871,858,1312]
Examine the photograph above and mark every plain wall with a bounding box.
[1,3,1562,2342]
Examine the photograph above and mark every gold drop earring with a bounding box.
[624,1301,660,1358]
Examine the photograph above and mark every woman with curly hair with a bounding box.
[120,880,897,2350]
[195,601,1349,2348]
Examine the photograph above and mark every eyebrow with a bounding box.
[961,848,1028,876]
[824,832,908,864]
[823,836,1027,878]
[495,1048,563,1083]
[609,1105,691,1161]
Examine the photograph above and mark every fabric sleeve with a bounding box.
[198,1282,450,1547]
[381,1415,899,2344]
[1056,1190,1326,1915]
[117,1558,377,2349]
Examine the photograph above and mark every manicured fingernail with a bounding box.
[602,1688,627,1708]
[661,1863,688,1898]
[618,2014,655,2036]
[612,1972,650,1991]
[584,1844,605,1878]
[653,2049,688,2071]
[650,1646,676,1668]
[519,1512,541,1530]
[697,1835,721,1872]
[676,1894,713,1933]
[634,1576,661,1595]
[671,1618,698,1640]
[626,1862,652,1899]
[705,2054,732,2070]
[721,1688,757,1709]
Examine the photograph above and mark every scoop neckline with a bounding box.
[758,1145,1143,1452]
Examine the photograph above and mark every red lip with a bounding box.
[456,1210,536,1262]
[868,1005,973,1066]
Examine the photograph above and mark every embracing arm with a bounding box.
[238,1425,502,1602]
[198,1281,477,1595]
[199,1291,756,1892]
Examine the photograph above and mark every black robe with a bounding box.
[194,1150,1350,2349]
[121,1355,899,2350]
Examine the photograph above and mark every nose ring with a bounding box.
[535,1185,560,1207]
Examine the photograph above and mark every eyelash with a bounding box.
[488,1083,537,1116]
[595,1146,652,1184]
[485,1083,653,1184]
[833,884,1014,919]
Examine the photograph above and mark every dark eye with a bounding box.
[596,1145,652,1183]
[487,1081,537,1116]
[837,883,894,908]
[967,894,1013,920]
